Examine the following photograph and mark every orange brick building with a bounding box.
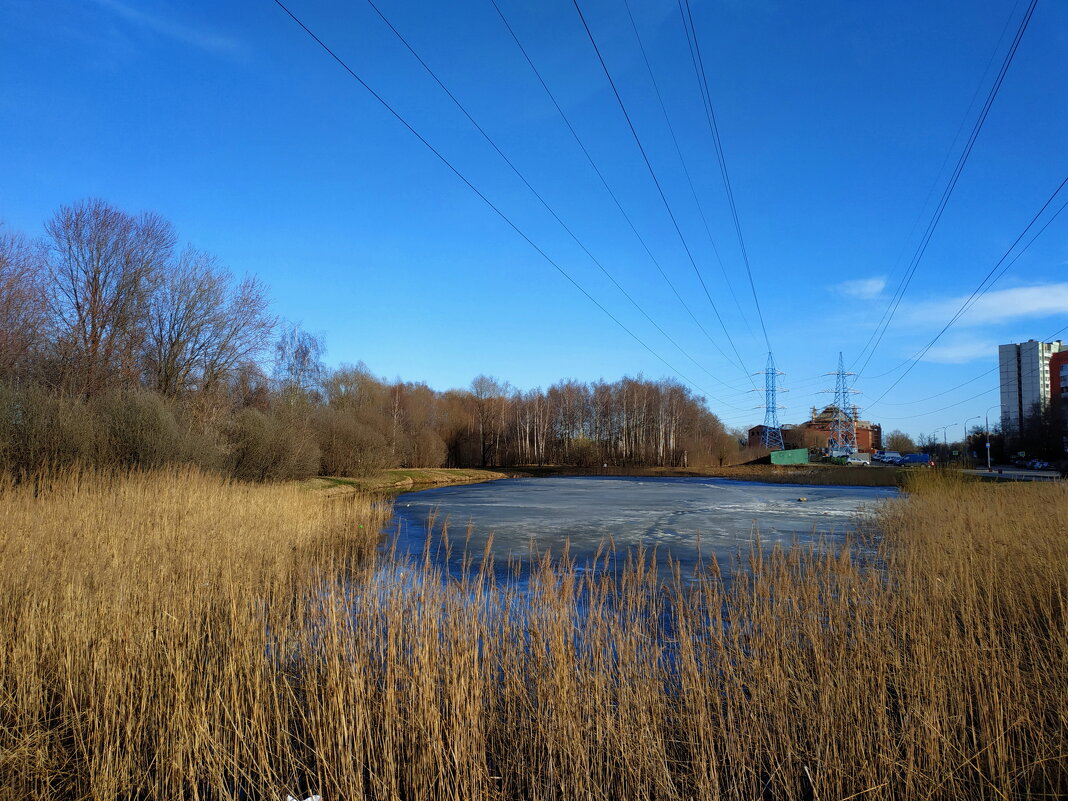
[748,405,882,453]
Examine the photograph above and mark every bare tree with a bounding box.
[884,430,917,453]
[45,199,174,396]
[273,322,325,397]
[471,375,510,467]
[0,225,48,381]
[144,247,274,397]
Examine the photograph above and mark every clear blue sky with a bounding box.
[2,0,1066,440]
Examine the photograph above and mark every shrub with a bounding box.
[94,389,183,469]
[228,407,318,481]
[314,406,391,477]
[0,382,99,473]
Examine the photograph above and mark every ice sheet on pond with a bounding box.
[385,476,896,581]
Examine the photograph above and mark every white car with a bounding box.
[846,455,869,466]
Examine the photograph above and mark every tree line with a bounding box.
[0,199,735,479]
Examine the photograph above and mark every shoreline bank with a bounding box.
[303,468,511,496]
[308,463,902,494]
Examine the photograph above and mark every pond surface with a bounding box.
[386,476,896,583]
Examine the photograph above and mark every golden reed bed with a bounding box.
[1,468,1065,800]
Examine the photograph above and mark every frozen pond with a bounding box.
[386,476,896,582]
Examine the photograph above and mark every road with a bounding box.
[962,464,1063,481]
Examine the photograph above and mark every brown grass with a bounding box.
[303,467,509,496]
[1,468,1064,800]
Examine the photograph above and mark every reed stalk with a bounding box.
[1,468,1064,799]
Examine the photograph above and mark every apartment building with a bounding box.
[998,339,1064,432]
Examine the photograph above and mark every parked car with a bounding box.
[900,453,934,467]
[846,455,870,466]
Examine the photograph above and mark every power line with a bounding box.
[270,0,746,409]
[865,174,1067,382]
[871,323,1067,426]
[620,0,758,348]
[880,366,996,406]
[864,175,1068,410]
[362,0,749,400]
[679,0,771,353]
[852,0,1039,379]
[878,387,998,422]
[847,0,1025,374]
[570,0,755,383]
[924,178,1068,340]
[487,0,751,392]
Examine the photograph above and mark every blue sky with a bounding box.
[2,0,1066,440]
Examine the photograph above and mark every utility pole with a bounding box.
[984,404,999,472]
[964,415,979,466]
[933,424,956,465]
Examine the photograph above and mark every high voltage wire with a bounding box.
[485,0,750,393]
[679,0,772,354]
[877,323,1067,421]
[762,320,1067,428]
[865,176,1068,410]
[570,0,756,386]
[853,0,1040,379]
[879,387,998,421]
[361,0,749,399]
[269,0,748,409]
[851,0,1040,380]
[879,367,996,406]
[916,179,1067,340]
[854,0,1026,377]
[865,175,1067,382]
[620,0,759,348]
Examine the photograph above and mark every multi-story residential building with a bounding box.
[998,339,1064,433]
[1051,349,1068,411]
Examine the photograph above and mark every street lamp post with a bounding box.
[964,416,980,466]
[935,424,957,464]
[984,404,1000,472]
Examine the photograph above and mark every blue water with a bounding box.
[385,476,896,583]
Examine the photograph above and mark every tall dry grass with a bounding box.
[0,468,1065,800]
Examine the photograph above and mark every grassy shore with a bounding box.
[302,463,901,498]
[303,467,510,495]
[499,462,903,486]
[1,469,1064,799]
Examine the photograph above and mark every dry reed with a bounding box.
[0,468,1064,800]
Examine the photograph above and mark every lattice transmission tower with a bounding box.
[822,352,861,455]
[754,352,786,450]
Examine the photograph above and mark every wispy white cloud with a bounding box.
[906,282,1068,327]
[834,277,886,300]
[920,338,999,364]
[92,0,244,57]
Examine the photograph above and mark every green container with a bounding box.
[771,448,809,465]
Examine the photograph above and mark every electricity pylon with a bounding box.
[822,352,861,454]
[753,352,786,450]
